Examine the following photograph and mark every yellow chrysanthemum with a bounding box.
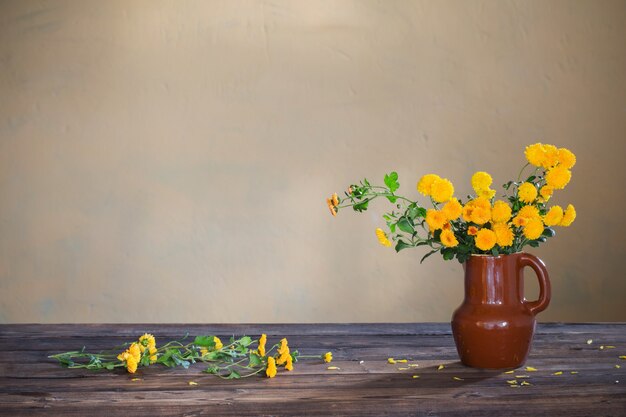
[149,346,158,363]
[258,334,267,357]
[331,193,339,207]
[375,228,392,247]
[557,148,576,169]
[126,355,138,374]
[139,333,156,349]
[266,357,277,378]
[492,223,514,247]
[441,198,462,220]
[517,182,537,204]
[285,355,294,371]
[277,338,289,355]
[475,229,497,251]
[276,338,290,365]
[430,178,455,203]
[214,337,223,350]
[417,174,441,196]
[523,218,544,240]
[560,204,576,227]
[541,144,560,169]
[467,226,479,236]
[512,215,526,227]
[324,352,333,363]
[473,197,491,210]
[471,171,493,193]
[426,209,447,231]
[518,205,541,219]
[277,351,290,366]
[525,143,546,167]
[544,206,564,227]
[326,198,337,217]
[471,206,491,225]
[477,188,496,200]
[545,166,571,190]
[129,343,141,363]
[200,347,208,356]
[491,200,512,223]
[440,229,459,247]
[539,185,554,200]
[512,205,541,227]
[462,204,474,222]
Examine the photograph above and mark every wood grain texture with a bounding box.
[1,323,625,416]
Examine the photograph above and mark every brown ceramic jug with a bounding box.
[451,252,551,369]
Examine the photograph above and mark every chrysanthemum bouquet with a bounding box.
[50,333,332,379]
[326,143,576,263]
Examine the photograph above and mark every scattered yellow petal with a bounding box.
[586,339,593,345]
[619,356,626,360]
[412,375,420,379]
[131,378,142,382]
[552,371,563,375]
[509,385,520,388]
[398,367,410,371]
[387,358,396,364]
[437,365,444,370]
[515,375,530,378]
[570,371,578,374]
[520,381,532,386]
[396,359,408,363]
[504,370,515,374]
[453,376,464,381]
[615,365,621,369]
[600,346,605,350]
[327,366,340,370]
[408,364,420,368]
[506,380,518,384]
[604,346,616,349]
[525,366,538,372]
[188,381,198,386]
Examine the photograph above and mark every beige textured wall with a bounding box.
[1,0,625,323]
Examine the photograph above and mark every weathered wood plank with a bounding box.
[0,323,625,416]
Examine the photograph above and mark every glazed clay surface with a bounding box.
[451,253,551,369]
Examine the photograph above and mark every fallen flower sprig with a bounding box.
[49,333,332,379]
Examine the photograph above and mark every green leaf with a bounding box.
[236,336,253,347]
[397,217,414,234]
[203,351,222,361]
[420,249,440,263]
[353,200,369,212]
[386,195,398,203]
[416,207,427,218]
[248,353,263,368]
[407,204,420,220]
[528,240,540,248]
[442,248,455,261]
[194,336,216,348]
[226,370,241,379]
[491,248,499,256]
[105,364,114,370]
[204,365,220,374]
[384,172,400,193]
[389,223,396,233]
[172,355,190,369]
[394,240,414,252]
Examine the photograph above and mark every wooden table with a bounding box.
[1,323,625,416]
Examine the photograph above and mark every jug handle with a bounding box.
[519,253,551,315]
